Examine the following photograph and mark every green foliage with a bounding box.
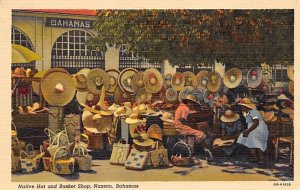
[88,9,294,68]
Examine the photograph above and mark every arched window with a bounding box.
[51,30,104,74]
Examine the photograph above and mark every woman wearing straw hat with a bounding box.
[236,98,269,163]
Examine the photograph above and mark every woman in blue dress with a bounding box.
[237,98,269,163]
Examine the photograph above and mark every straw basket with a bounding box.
[73,145,92,171]
[84,129,104,150]
[47,131,72,157]
[51,147,75,175]
[162,122,177,136]
[40,145,52,171]
[11,150,21,173]
[19,149,44,173]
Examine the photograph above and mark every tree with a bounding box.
[87,9,294,68]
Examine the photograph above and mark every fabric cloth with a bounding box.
[237,109,269,152]
[174,103,206,142]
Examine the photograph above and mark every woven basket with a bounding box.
[40,145,52,171]
[11,138,26,156]
[19,149,44,173]
[162,122,177,136]
[73,145,92,171]
[11,150,21,173]
[51,147,75,175]
[84,129,103,150]
[47,131,72,157]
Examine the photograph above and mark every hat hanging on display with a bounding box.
[147,124,163,141]
[247,67,262,88]
[118,68,138,93]
[171,72,185,91]
[82,111,111,134]
[220,110,240,123]
[163,74,173,89]
[258,81,271,93]
[207,71,221,93]
[203,90,221,105]
[165,88,178,102]
[160,112,174,123]
[287,65,294,81]
[288,81,294,96]
[131,71,145,93]
[183,71,197,89]
[72,68,90,91]
[223,68,242,89]
[125,113,147,125]
[238,98,256,109]
[178,86,194,102]
[76,91,93,105]
[106,69,120,95]
[143,68,163,94]
[40,68,76,107]
[135,88,151,103]
[86,68,110,95]
[32,70,46,95]
[196,70,209,90]
[192,89,204,103]
[114,87,131,105]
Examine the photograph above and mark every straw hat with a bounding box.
[72,68,90,91]
[203,89,220,105]
[165,88,178,102]
[264,111,275,122]
[135,88,151,103]
[32,70,46,95]
[143,68,163,94]
[207,71,221,92]
[287,65,294,81]
[132,103,148,114]
[196,70,209,90]
[125,113,147,125]
[108,103,119,112]
[183,71,197,89]
[277,93,290,100]
[76,91,93,105]
[131,71,145,93]
[178,86,194,102]
[238,98,256,109]
[171,72,185,91]
[118,68,138,93]
[133,136,154,147]
[281,107,294,115]
[259,111,266,118]
[182,94,200,105]
[106,69,120,95]
[40,68,76,106]
[223,68,242,89]
[258,81,271,93]
[114,87,131,105]
[192,89,204,103]
[288,81,294,96]
[160,112,174,123]
[220,110,240,123]
[86,68,110,95]
[147,124,163,141]
[247,67,262,88]
[81,103,112,116]
[82,111,111,133]
[113,107,127,117]
[163,74,173,88]
[12,67,26,78]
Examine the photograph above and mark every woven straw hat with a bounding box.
[108,103,119,112]
[40,68,76,106]
[258,81,271,93]
[192,89,204,103]
[32,70,46,95]
[131,71,145,93]
[82,110,111,133]
[73,68,90,91]
[106,69,120,94]
[178,86,194,102]
[278,93,290,100]
[125,113,147,125]
[203,89,220,105]
[143,68,163,94]
[86,68,110,95]
[133,136,154,147]
[264,111,275,122]
[171,72,185,91]
[182,94,200,105]
[287,65,294,81]
[220,110,240,123]
[183,71,197,89]
[165,88,178,102]
[118,68,138,93]
[207,71,221,93]
[196,70,209,90]
[247,67,262,88]
[160,112,174,123]
[147,124,163,141]
[76,91,92,105]
[135,88,151,103]
[281,107,294,115]
[113,106,127,117]
[223,68,242,89]
[238,98,256,109]
[114,87,131,105]
[163,73,173,89]
[289,81,294,96]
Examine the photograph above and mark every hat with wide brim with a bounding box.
[278,93,290,100]
[223,68,242,89]
[32,70,46,95]
[113,106,127,117]
[281,107,294,115]
[86,68,110,95]
[76,91,90,105]
[203,89,220,105]
[133,138,154,147]
[147,124,163,141]
[82,111,111,133]
[196,70,209,90]
[183,71,197,89]
[131,71,145,93]
[207,71,221,93]
[182,94,200,106]
[163,73,173,89]
[171,72,185,91]
[12,67,26,78]
[220,110,240,123]
[40,68,76,106]
[247,67,262,88]
[118,68,138,93]
[160,112,174,123]
[288,81,294,96]
[165,88,178,102]
[125,113,147,125]
[178,86,194,102]
[106,69,120,94]
[264,111,275,122]
[143,68,163,94]
[114,87,131,105]
[192,89,204,103]
[287,65,294,81]
[72,68,90,91]
[80,103,113,116]
[238,98,256,109]
[258,81,271,93]
[135,88,151,103]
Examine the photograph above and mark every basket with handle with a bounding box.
[51,147,75,175]
[19,149,44,173]
[72,145,92,171]
[40,145,52,171]
[110,138,130,165]
[47,130,72,158]
[170,140,194,167]
[148,141,169,168]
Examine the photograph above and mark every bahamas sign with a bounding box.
[46,18,94,29]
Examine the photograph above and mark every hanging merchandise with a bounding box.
[165,88,178,102]
[183,71,197,89]
[135,88,152,104]
[163,73,173,89]
[171,72,185,91]
[247,67,263,89]
[223,68,243,89]
[178,86,194,103]
[207,71,222,93]
[143,68,164,94]
[131,71,145,93]
[118,68,138,93]
[106,69,120,95]
[287,65,294,81]
[86,68,110,95]
[72,68,90,91]
[288,81,294,96]
[196,70,209,91]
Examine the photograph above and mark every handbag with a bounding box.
[125,149,149,170]
[72,145,92,171]
[148,141,169,168]
[47,130,72,157]
[64,114,81,143]
[110,139,130,165]
[19,149,44,173]
[51,147,75,175]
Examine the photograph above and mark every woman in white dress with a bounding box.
[237,98,269,163]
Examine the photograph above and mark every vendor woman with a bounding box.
[236,98,269,163]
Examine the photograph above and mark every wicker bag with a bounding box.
[125,149,149,170]
[19,149,44,173]
[110,139,130,165]
[170,140,194,167]
[40,145,52,171]
[51,147,75,175]
[148,141,169,168]
[84,128,104,150]
[47,130,72,157]
[73,145,92,171]
[11,150,21,173]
